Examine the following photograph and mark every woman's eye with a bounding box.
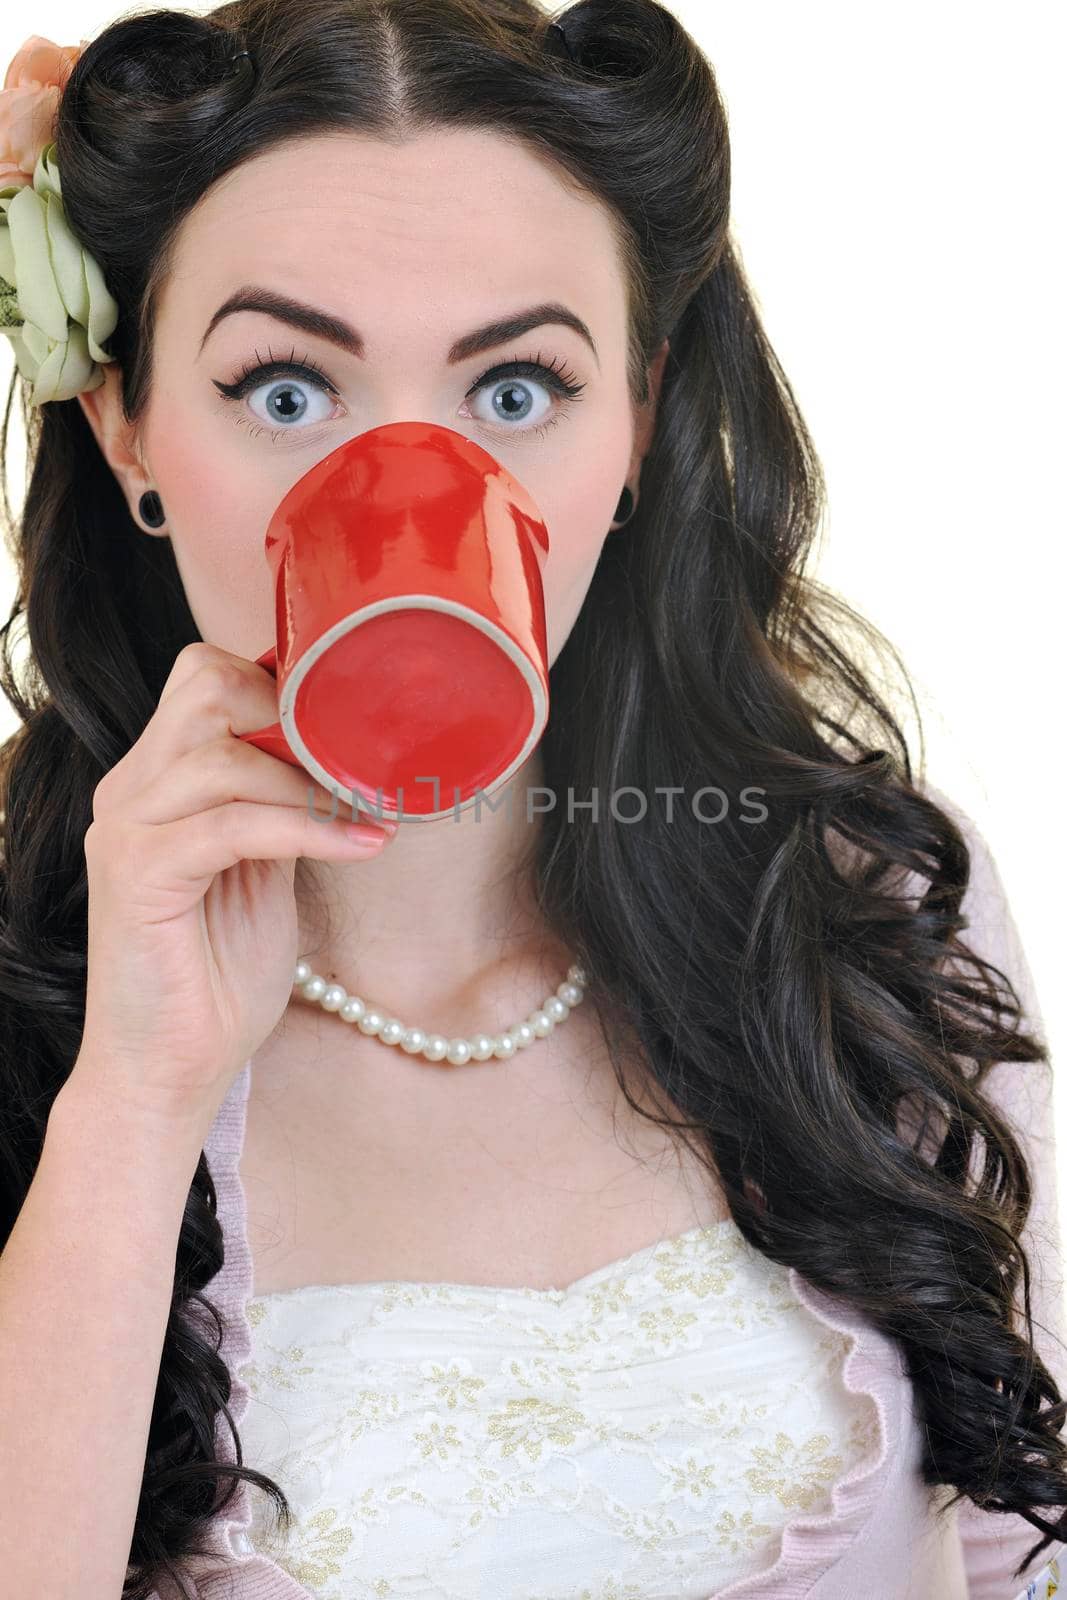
[462,358,586,438]
[212,352,340,439]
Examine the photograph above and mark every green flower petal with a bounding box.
[29,338,67,406]
[83,246,118,359]
[44,192,88,324]
[7,185,67,342]
[34,144,62,203]
[9,327,40,385]
[47,322,95,403]
[20,319,50,371]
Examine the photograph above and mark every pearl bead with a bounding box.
[291,955,585,1067]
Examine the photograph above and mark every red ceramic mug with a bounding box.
[237,420,551,822]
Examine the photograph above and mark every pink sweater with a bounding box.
[161,796,1067,1599]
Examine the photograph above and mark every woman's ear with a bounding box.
[608,340,671,534]
[76,365,164,535]
[634,337,669,463]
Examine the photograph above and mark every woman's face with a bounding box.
[80,128,667,668]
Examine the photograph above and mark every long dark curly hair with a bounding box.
[0,1,1063,1595]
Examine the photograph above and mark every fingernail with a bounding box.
[355,812,398,834]
[342,822,393,845]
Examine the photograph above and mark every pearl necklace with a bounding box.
[291,957,589,1066]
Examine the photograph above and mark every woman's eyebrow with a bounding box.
[197,285,600,369]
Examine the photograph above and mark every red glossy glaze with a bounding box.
[238,421,551,821]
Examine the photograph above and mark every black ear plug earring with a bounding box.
[612,485,635,528]
[138,489,166,529]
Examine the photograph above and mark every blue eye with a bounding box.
[463,354,587,439]
[212,344,587,444]
[211,347,340,439]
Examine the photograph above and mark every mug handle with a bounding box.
[237,645,303,768]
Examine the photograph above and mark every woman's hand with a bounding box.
[72,641,395,1132]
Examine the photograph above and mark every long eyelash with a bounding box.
[212,342,336,400]
[212,343,587,443]
[469,349,587,401]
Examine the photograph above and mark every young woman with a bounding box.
[0,3,1063,1598]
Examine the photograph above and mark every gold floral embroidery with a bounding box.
[715,1505,778,1556]
[744,1430,845,1510]
[251,1342,316,1392]
[661,1452,719,1503]
[635,1302,701,1351]
[237,1223,884,1596]
[337,1387,404,1437]
[418,1355,487,1409]
[687,1390,772,1439]
[285,1505,355,1587]
[411,1416,464,1462]
[503,1351,584,1393]
[460,1466,540,1529]
[485,1394,587,1461]
[603,1503,687,1555]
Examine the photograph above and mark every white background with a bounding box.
[1,4,1063,1244]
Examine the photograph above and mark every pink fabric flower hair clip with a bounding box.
[0,34,86,189]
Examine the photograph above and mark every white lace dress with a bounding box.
[235,1217,882,1598]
